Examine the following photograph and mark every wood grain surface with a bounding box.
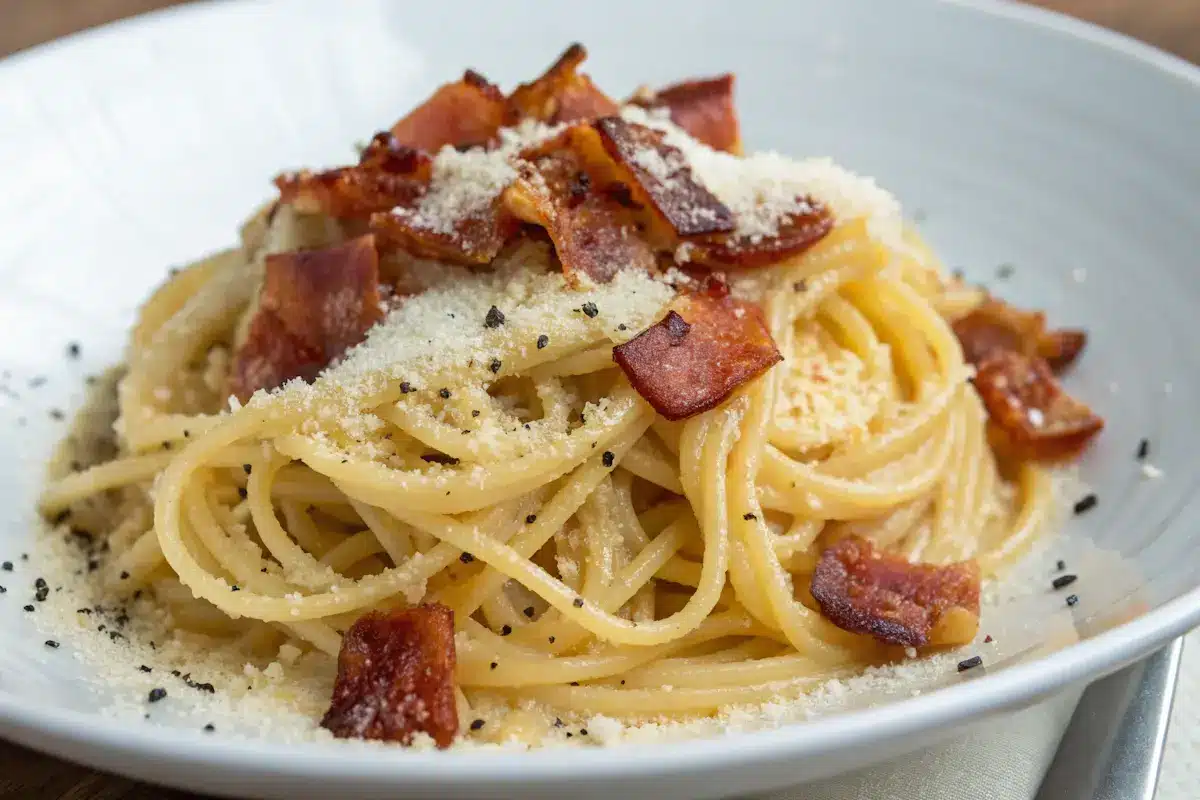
[1,1,1197,797]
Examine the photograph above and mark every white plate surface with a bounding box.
[2,0,1200,797]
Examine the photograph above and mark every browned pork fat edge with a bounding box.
[810,535,981,648]
[322,605,459,748]
[230,235,382,401]
[613,288,782,421]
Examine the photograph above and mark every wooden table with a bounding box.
[0,1,1197,797]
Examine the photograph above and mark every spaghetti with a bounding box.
[38,45,1101,747]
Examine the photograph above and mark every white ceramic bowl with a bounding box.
[2,1,1199,797]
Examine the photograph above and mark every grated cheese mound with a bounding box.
[619,105,903,248]
[263,243,674,416]
[389,119,561,235]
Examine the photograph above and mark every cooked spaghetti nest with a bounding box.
[38,185,1056,738]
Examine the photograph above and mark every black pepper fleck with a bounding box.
[1066,594,1079,607]
[120,571,130,580]
[573,597,585,608]
[617,323,627,331]
[548,636,555,644]
[1056,559,1066,572]
[472,409,480,417]
[459,552,474,564]
[237,488,248,500]
[2,562,12,571]
[45,640,59,649]
[996,263,1015,280]
[602,451,614,468]
[490,662,498,670]
[23,604,34,612]
[581,302,599,318]
[203,724,216,732]
[139,665,152,673]
[470,719,485,731]
[523,606,535,618]
[489,358,502,374]
[1052,574,1077,590]
[1136,439,1150,460]
[957,656,983,672]
[525,514,537,524]
[500,624,512,636]
[439,388,451,399]
[793,279,807,292]
[1072,494,1097,515]
[536,334,549,349]
[231,585,241,592]
[49,409,65,421]
[742,513,757,521]
[399,381,414,394]
[484,306,506,328]
[148,688,167,703]
[243,464,252,474]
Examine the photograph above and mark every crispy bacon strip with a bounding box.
[1037,328,1088,373]
[592,116,735,241]
[371,202,518,266]
[321,605,458,748]
[275,136,432,218]
[974,350,1104,462]
[613,289,781,420]
[390,69,507,153]
[503,130,655,285]
[952,298,1087,374]
[630,74,742,154]
[230,235,382,400]
[811,535,981,648]
[505,44,618,125]
[678,200,834,269]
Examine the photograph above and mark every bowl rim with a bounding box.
[2,0,1199,790]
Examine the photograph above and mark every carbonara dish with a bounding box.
[37,45,1104,748]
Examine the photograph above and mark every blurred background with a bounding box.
[0,0,1197,798]
[1,0,1200,63]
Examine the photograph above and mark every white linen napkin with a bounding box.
[756,687,1083,800]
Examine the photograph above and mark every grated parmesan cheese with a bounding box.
[619,105,903,248]
[389,119,561,235]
